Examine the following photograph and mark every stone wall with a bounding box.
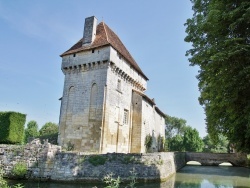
[0,140,185,182]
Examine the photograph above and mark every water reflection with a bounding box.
[8,166,250,188]
[174,165,250,188]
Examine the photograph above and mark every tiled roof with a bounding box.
[61,22,148,80]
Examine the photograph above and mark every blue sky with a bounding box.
[0,1,206,137]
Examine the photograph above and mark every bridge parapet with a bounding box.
[185,152,247,167]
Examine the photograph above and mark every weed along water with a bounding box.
[7,165,250,188]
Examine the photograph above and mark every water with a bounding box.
[8,165,250,188]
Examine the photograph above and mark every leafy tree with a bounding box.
[165,115,187,151]
[24,120,39,143]
[203,134,229,153]
[185,0,250,152]
[169,135,184,151]
[183,126,204,152]
[165,115,187,138]
[39,122,58,136]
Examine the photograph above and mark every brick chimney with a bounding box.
[82,16,97,46]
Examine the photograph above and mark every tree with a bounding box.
[203,134,229,153]
[39,122,58,136]
[24,120,39,143]
[169,135,184,151]
[185,0,250,152]
[165,115,187,139]
[183,126,204,152]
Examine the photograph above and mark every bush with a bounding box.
[144,134,153,152]
[0,112,26,144]
[0,168,8,188]
[103,173,121,188]
[11,162,27,178]
[88,155,107,166]
[37,133,58,145]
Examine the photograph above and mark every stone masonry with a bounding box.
[58,16,165,153]
[0,141,185,182]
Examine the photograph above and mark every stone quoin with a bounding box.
[58,16,166,153]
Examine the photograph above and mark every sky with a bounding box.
[0,1,207,137]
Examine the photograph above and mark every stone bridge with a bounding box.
[185,152,247,166]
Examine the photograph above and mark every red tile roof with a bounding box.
[61,22,148,80]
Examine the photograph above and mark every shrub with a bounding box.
[88,155,106,166]
[103,173,120,188]
[0,111,26,144]
[144,134,153,152]
[11,162,27,178]
[0,168,8,188]
[37,133,58,145]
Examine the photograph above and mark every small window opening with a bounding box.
[117,79,121,91]
[92,49,95,53]
[73,53,76,57]
[123,109,129,125]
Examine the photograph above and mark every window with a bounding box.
[123,109,129,125]
[73,53,76,57]
[117,79,121,91]
[92,49,95,53]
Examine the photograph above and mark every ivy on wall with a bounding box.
[0,111,26,144]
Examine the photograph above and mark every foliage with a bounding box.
[11,162,27,178]
[122,156,135,164]
[183,126,204,152]
[185,0,250,152]
[203,134,229,153]
[64,141,74,151]
[37,133,58,145]
[144,134,153,152]
[168,126,204,152]
[39,122,58,136]
[24,120,39,143]
[0,111,26,144]
[103,169,137,188]
[165,115,187,139]
[0,167,24,188]
[0,167,9,188]
[126,168,137,188]
[157,135,166,152]
[12,184,24,188]
[165,114,188,151]
[103,173,121,188]
[169,135,184,151]
[88,155,107,166]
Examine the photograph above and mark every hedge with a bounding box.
[0,111,26,144]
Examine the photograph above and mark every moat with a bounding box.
[8,165,250,188]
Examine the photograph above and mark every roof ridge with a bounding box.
[102,22,110,43]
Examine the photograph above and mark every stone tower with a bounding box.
[58,16,165,153]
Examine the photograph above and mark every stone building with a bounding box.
[58,16,165,153]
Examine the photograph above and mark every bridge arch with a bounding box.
[219,162,233,166]
[185,152,247,167]
[186,161,201,165]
